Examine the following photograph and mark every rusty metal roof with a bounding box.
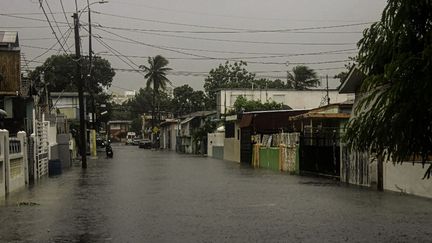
[290,113,351,121]
[0,31,19,50]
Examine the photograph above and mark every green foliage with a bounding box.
[140,55,172,128]
[287,65,320,90]
[140,55,172,93]
[231,96,286,114]
[130,117,143,135]
[335,58,357,84]
[192,117,218,142]
[204,61,255,107]
[204,61,321,108]
[344,0,432,178]
[29,54,115,93]
[172,85,209,116]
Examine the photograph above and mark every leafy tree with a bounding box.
[171,85,210,116]
[335,59,357,84]
[204,61,256,107]
[127,88,153,115]
[253,78,287,89]
[140,55,172,128]
[231,96,286,113]
[344,0,432,178]
[29,54,115,93]
[286,65,320,90]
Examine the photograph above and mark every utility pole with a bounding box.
[73,12,87,168]
[87,0,96,129]
[326,75,330,105]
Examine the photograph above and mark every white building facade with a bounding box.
[217,89,353,115]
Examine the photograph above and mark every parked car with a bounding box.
[132,138,141,146]
[125,132,136,145]
[139,139,152,149]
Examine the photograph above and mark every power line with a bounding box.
[45,0,71,51]
[99,35,358,56]
[38,0,68,53]
[96,25,356,46]
[22,41,358,58]
[93,11,373,32]
[108,1,374,24]
[0,13,68,24]
[60,0,72,28]
[0,25,69,29]
[95,22,367,34]
[95,28,353,65]
[83,26,145,78]
[21,43,357,61]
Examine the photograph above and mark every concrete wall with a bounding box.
[282,145,299,174]
[207,132,224,157]
[47,121,57,160]
[0,130,6,198]
[223,138,240,162]
[218,89,352,115]
[0,130,27,197]
[57,134,71,169]
[384,162,432,199]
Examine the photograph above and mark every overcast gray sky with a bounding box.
[1,0,387,94]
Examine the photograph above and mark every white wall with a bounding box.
[207,132,224,157]
[217,89,353,114]
[384,162,432,199]
[0,130,7,198]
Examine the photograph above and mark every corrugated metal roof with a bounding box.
[0,31,18,44]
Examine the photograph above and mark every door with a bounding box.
[240,128,252,164]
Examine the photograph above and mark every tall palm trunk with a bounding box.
[151,87,156,138]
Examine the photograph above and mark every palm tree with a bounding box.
[287,65,320,90]
[140,55,172,134]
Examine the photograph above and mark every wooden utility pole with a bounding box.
[326,75,330,105]
[73,13,87,168]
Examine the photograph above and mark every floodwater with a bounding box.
[1,144,432,242]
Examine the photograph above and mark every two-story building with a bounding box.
[217,88,352,117]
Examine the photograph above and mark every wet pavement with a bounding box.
[1,144,432,242]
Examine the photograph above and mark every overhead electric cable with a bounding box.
[96,25,356,46]
[60,0,72,28]
[93,11,373,32]
[38,0,68,53]
[45,0,71,50]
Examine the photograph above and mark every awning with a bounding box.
[239,114,253,128]
[180,116,195,125]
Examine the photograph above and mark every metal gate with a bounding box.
[240,128,252,164]
[35,121,49,179]
[299,135,340,177]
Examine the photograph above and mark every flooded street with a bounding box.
[1,144,432,242]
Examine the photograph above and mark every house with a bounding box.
[238,109,308,165]
[0,31,33,135]
[178,111,217,154]
[217,88,352,116]
[107,120,131,142]
[111,90,136,105]
[222,114,241,163]
[340,66,432,198]
[159,119,178,151]
[50,92,89,121]
[207,125,225,159]
[289,102,353,177]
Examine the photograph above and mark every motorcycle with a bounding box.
[106,140,113,158]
